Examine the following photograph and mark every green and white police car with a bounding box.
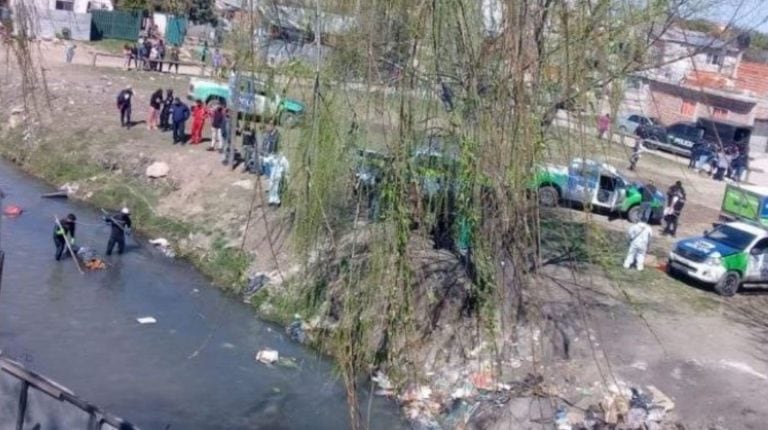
[668,221,768,296]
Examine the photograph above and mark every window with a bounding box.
[55,0,74,11]
[681,100,696,117]
[628,115,639,122]
[706,225,756,251]
[752,238,768,255]
[668,124,685,135]
[712,107,728,119]
[706,52,723,66]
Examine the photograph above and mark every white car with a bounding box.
[617,113,659,135]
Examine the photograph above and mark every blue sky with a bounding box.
[704,0,768,33]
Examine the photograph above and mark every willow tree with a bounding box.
[263,0,738,427]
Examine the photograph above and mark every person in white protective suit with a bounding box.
[623,220,652,271]
[266,154,289,206]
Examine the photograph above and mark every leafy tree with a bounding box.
[114,0,149,10]
[187,0,217,25]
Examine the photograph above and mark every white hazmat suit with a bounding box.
[624,221,652,271]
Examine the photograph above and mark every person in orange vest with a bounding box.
[190,99,208,144]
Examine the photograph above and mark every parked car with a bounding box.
[187,76,305,127]
[636,121,707,156]
[668,221,768,296]
[617,113,660,135]
[533,158,666,223]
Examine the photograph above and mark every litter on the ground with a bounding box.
[244,273,270,297]
[136,316,157,324]
[371,370,395,395]
[256,349,279,364]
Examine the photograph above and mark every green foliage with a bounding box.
[677,18,718,34]
[187,0,217,25]
[197,237,250,291]
[115,0,149,10]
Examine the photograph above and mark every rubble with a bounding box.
[145,161,170,178]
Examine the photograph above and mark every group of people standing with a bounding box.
[115,86,284,183]
[689,143,748,182]
[123,37,181,73]
[53,209,133,262]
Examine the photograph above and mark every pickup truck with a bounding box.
[533,158,665,223]
[187,77,305,127]
[668,221,768,296]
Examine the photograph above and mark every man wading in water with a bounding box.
[53,213,77,261]
[104,208,133,256]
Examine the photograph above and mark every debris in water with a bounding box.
[276,357,299,369]
[256,349,279,364]
[136,316,157,324]
[286,316,306,344]
[3,205,23,217]
[149,238,175,258]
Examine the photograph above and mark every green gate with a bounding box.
[91,10,141,41]
[165,15,188,46]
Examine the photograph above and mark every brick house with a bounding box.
[621,27,768,152]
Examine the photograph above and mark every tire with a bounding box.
[644,139,658,150]
[619,126,628,134]
[627,205,642,223]
[714,271,741,297]
[280,111,299,128]
[538,186,559,207]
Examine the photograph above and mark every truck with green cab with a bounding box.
[719,184,768,227]
[187,76,305,127]
[533,158,665,223]
[668,221,768,296]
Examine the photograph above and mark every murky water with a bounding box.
[0,161,404,429]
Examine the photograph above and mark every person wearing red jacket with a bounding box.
[190,100,208,144]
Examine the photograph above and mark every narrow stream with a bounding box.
[0,160,404,429]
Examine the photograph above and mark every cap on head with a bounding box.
[121,207,130,215]
[66,213,77,222]
[675,180,682,186]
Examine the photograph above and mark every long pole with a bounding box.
[100,209,144,250]
[53,216,83,274]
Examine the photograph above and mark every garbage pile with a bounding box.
[371,370,677,430]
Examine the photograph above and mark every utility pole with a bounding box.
[226,69,240,167]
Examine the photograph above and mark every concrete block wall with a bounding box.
[34,9,92,40]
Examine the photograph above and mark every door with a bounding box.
[565,161,592,203]
[746,238,768,282]
[593,175,619,209]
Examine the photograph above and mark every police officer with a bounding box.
[53,213,77,261]
[104,208,132,256]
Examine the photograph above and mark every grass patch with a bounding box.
[194,237,250,291]
[87,39,130,55]
[541,215,720,314]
